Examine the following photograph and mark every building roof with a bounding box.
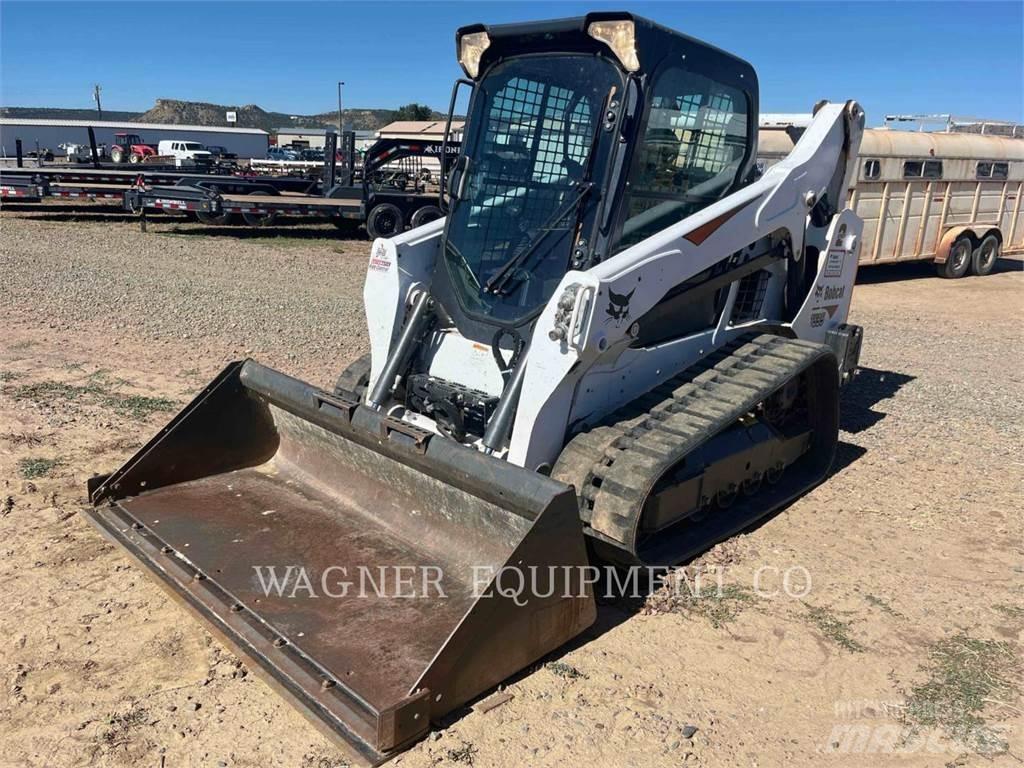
[378,120,465,135]
[0,118,268,135]
[275,127,376,138]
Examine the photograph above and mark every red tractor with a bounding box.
[110,133,157,164]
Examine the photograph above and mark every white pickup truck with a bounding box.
[157,140,213,167]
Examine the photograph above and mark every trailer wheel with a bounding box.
[366,203,403,239]
[197,211,241,226]
[242,191,279,227]
[409,205,443,229]
[937,236,972,279]
[971,234,1000,276]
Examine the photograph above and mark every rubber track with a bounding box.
[552,333,834,557]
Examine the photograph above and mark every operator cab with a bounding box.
[434,12,759,342]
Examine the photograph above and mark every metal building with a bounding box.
[377,120,465,142]
[275,127,377,152]
[0,119,269,159]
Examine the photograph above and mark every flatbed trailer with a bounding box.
[0,166,318,204]
[123,133,460,236]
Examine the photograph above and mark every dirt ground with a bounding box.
[1,202,1022,768]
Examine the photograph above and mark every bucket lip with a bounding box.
[82,499,417,765]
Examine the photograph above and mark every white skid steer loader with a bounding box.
[85,12,865,764]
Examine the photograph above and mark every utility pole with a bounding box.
[93,84,103,120]
[337,81,345,133]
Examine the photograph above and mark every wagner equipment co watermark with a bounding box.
[251,563,812,606]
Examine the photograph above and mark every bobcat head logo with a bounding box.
[605,287,635,326]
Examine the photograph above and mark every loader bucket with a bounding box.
[84,361,595,765]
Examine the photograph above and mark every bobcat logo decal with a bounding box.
[605,287,635,326]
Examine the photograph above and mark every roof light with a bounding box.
[587,20,639,72]
[458,31,491,79]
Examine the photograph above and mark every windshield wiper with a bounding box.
[484,180,594,295]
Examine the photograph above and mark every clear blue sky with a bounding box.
[2,1,1021,125]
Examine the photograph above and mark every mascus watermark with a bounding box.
[251,563,812,606]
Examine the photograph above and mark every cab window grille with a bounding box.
[731,269,769,323]
[467,77,595,277]
[613,66,750,254]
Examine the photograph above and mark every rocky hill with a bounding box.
[1,106,139,122]
[3,99,447,134]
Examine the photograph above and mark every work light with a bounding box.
[458,31,491,79]
[587,19,639,72]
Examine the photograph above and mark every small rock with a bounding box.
[681,724,698,739]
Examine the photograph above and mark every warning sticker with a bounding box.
[369,244,391,273]
[824,249,846,278]
[369,256,391,272]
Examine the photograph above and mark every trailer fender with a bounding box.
[934,225,977,264]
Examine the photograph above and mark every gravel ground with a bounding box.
[0,202,1022,768]
[0,201,371,385]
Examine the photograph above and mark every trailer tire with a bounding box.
[971,234,1000,276]
[242,191,279,227]
[409,205,443,229]
[937,236,972,279]
[197,211,240,226]
[366,203,403,239]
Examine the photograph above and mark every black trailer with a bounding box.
[0,129,316,204]
[122,132,460,237]
[0,165,318,205]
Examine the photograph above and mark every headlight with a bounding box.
[587,19,639,72]
[458,31,491,79]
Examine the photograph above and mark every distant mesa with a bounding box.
[1,99,447,134]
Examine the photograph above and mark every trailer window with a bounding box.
[904,160,942,179]
[863,159,880,180]
[614,66,750,252]
[977,161,1008,180]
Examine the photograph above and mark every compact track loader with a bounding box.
[85,13,865,764]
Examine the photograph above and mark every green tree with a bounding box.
[393,103,434,121]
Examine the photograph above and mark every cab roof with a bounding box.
[457,12,756,86]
